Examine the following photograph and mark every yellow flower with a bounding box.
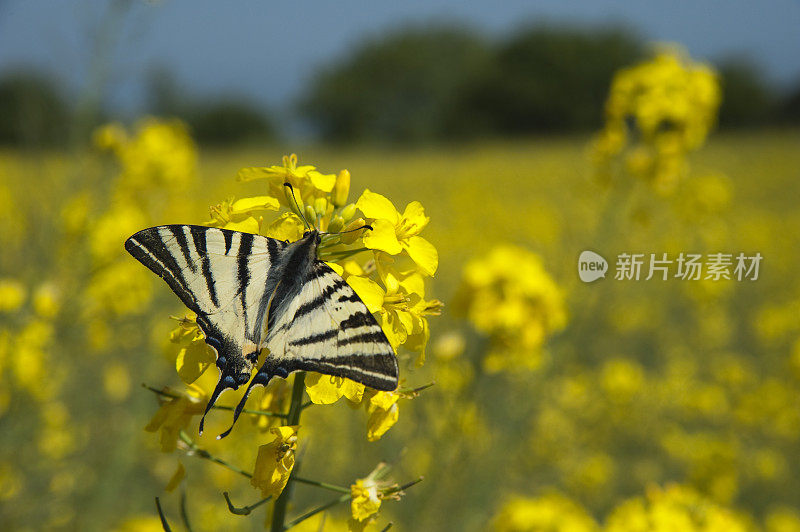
[605,484,750,532]
[492,493,598,532]
[305,372,365,405]
[251,425,299,498]
[145,385,206,452]
[356,190,438,276]
[206,196,280,233]
[347,264,439,354]
[455,244,565,373]
[365,391,399,441]
[0,278,26,313]
[237,154,336,207]
[169,318,216,384]
[592,48,721,193]
[350,478,382,522]
[32,282,60,318]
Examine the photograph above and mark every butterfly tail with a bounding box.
[199,374,239,435]
[216,364,282,440]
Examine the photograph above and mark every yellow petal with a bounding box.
[363,219,402,255]
[230,196,280,215]
[395,309,415,335]
[346,276,385,313]
[325,262,345,276]
[308,170,336,192]
[305,372,345,405]
[350,478,382,521]
[165,462,185,492]
[251,426,299,498]
[401,201,430,233]
[369,391,399,410]
[236,167,270,182]
[381,312,406,349]
[366,402,399,441]
[176,340,215,384]
[399,272,425,299]
[402,236,438,276]
[341,379,365,403]
[356,190,400,224]
[223,217,260,234]
[265,212,304,242]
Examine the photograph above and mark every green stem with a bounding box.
[283,493,351,530]
[178,430,252,479]
[144,384,287,418]
[290,476,350,494]
[154,497,173,532]
[270,372,307,532]
[180,490,194,532]
[223,492,271,515]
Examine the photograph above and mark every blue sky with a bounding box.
[1,0,799,113]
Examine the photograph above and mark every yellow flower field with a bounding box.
[1,52,800,531]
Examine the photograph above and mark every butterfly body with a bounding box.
[125,225,398,436]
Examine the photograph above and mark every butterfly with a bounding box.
[125,223,398,438]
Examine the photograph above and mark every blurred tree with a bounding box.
[146,67,274,145]
[453,25,644,136]
[0,72,70,146]
[300,25,491,143]
[778,81,800,125]
[187,100,275,145]
[146,66,188,117]
[716,59,776,127]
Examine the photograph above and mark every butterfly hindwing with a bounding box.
[124,224,287,432]
[268,262,398,390]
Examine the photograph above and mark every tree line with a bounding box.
[1,24,798,146]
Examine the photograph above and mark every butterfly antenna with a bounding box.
[283,182,311,230]
[319,224,373,236]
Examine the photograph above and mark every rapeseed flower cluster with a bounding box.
[149,153,437,529]
[453,244,566,373]
[593,49,721,193]
[492,485,755,532]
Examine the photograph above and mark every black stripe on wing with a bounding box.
[124,227,200,313]
[292,352,398,391]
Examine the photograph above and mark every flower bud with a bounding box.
[304,205,317,225]
[328,215,345,234]
[332,169,350,207]
[341,217,367,244]
[313,197,328,218]
[341,203,357,222]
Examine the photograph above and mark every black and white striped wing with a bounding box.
[267,262,398,390]
[124,224,286,431]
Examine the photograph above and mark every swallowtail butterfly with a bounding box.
[125,224,398,438]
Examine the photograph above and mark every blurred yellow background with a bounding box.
[1,3,800,531]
